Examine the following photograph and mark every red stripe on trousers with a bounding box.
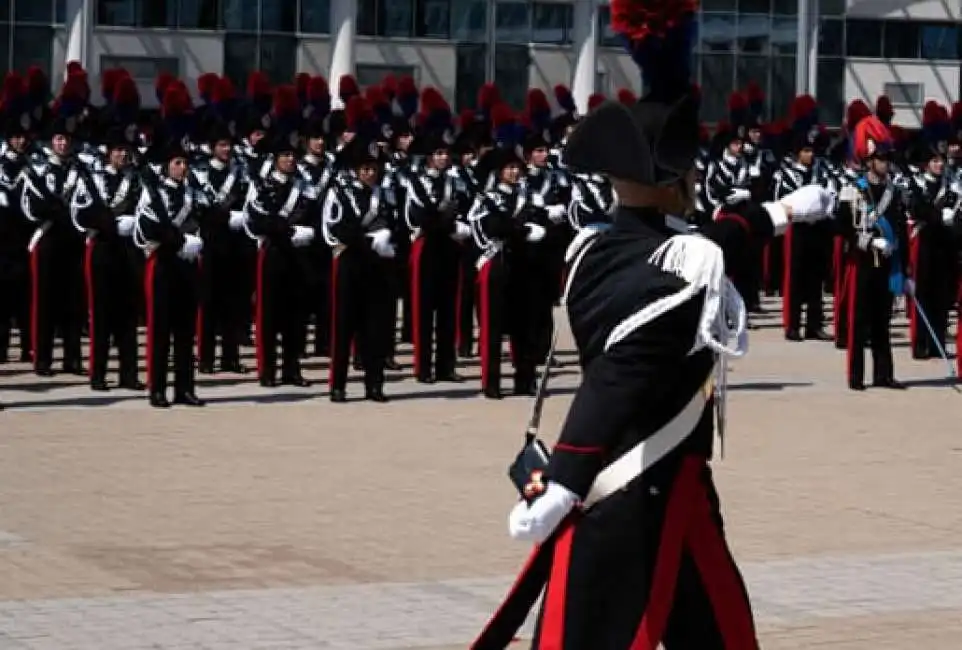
[781,223,793,332]
[409,237,426,377]
[845,260,858,383]
[255,247,267,378]
[536,521,576,650]
[84,239,96,379]
[30,244,40,370]
[328,255,340,388]
[477,259,492,390]
[144,255,157,391]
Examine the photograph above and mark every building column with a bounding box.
[796,0,817,95]
[571,0,598,114]
[329,0,357,110]
[64,0,93,74]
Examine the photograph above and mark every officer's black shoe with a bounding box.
[64,362,86,376]
[458,346,474,358]
[514,382,537,397]
[198,363,215,375]
[149,392,171,408]
[365,387,389,403]
[174,392,206,406]
[221,361,248,374]
[282,375,312,388]
[35,366,55,377]
[384,358,402,371]
[784,329,803,342]
[848,381,866,391]
[416,373,436,384]
[483,386,504,400]
[330,389,347,403]
[119,379,147,391]
[805,329,833,342]
[873,378,907,390]
[353,360,364,371]
[19,350,31,363]
[436,371,464,383]
[259,377,278,388]
[90,379,110,392]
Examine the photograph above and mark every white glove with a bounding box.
[856,232,873,251]
[942,208,956,226]
[546,204,567,224]
[508,482,579,544]
[450,221,471,242]
[838,184,857,204]
[782,185,833,224]
[115,215,136,237]
[725,188,752,205]
[291,225,314,247]
[229,211,247,231]
[525,223,546,243]
[871,237,893,256]
[177,234,203,261]
[904,278,916,297]
[366,228,396,259]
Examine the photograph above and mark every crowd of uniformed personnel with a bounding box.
[0,64,959,409]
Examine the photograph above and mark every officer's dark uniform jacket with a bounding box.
[71,163,138,237]
[244,168,311,245]
[468,180,547,257]
[193,156,247,249]
[134,175,207,253]
[322,173,393,249]
[404,165,461,237]
[567,172,616,230]
[21,152,83,241]
[703,150,751,209]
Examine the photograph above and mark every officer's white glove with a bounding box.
[508,482,579,544]
[525,223,546,243]
[904,278,916,297]
[838,184,858,204]
[782,185,833,224]
[366,228,396,259]
[871,237,894,256]
[229,211,247,231]
[725,188,752,205]
[856,232,873,251]
[115,215,136,237]
[177,234,203,261]
[450,221,471,242]
[290,225,314,247]
[942,208,956,226]
[546,204,567,224]
[0,190,8,208]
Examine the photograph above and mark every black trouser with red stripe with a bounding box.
[329,247,395,393]
[255,241,307,384]
[0,233,31,363]
[786,223,828,334]
[306,241,332,357]
[474,455,759,650]
[911,227,955,359]
[197,242,246,370]
[457,242,478,356]
[145,252,199,397]
[410,234,460,379]
[845,254,895,387]
[85,237,139,386]
[30,228,84,374]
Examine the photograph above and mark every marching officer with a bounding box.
[70,128,143,391]
[135,142,207,408]
[0,108,33,364]
[322,135,396,403]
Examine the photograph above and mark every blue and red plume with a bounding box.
[609,0,699,102]
[365,85,393,125]
[616,88,637,106]
[419,87,451,132]
[66,61,84,76]
[745,80,764,119]
[727,91,748,127]
[57,73,88,118]
[2,72,26,113]
[162,81,193,139]
[491,102,517,147]
[345,95,378,140]
[458,108,475,133]
[212,77,237,119]
[396,75,418,119]
[295,72,311,103]
[155,71,176,104]
[790,94,818,131]
[307,76,330,117]
[112,76,140,123]
[100,68,124,103]
[197,73,219,104]
[921,100,950,145]
[525,88,551,133]
[26,66,48,105]
[338,74,360,104]
[381,75,398,101]
[553,84,575,114]
[587,93,606,111]
[476,83,500,121]
[271,84,301,131]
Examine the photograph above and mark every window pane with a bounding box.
[450,0,485,41]
[771,16,797,55]
[15,0,52,22]
[141,0,175,27]
[816,57,845,125]
[739,0,770,12]
[495,2,530,44]
[223,34,258,88]
[260,35,297,83]
[819,0,845,15]
[700,53,734,122]
[846,19,882,57]
[0,24,9,72]
[702,0,736,10]
[701,12,735,52]
[883,21,919,58]
[455,43,486,111]
[56,0,65,23]
[384,0,413,37]
[179,0,219,28]
[737,14,770,54]
[415,0,449,38]
[770,55,795,119]
[532,2,571,45]
[357,0,376,35]
[300,0,329,33]
[772,0,796,15]
[597,5,619,47]
[357,64,416,86]
[818,17,843,57]
[495,43,529,109]
[12,25,51,78]
[97,0,136,26]
[223,0,257,30]
[736,55,768,116]
[262,0,296,32]
[920,23,958,60]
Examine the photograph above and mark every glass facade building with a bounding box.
[3,0,962,125]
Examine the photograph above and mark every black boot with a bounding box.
[149,392,171,408]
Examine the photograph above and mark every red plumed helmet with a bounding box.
[113,76,139,107]
[197,72,219,100]
[381,74,397,99]
[155,71,176,97]
[553,84,575,113]
[845,99,872,131]
[952,101,962,124]
[746,80,764,105]
[26,66,46,91]
[338,74,359,101]
[162,83,193,117]
[587,93,606,110]
[875,95,893,118]
[715,120,732,135]
[420,87,447,112]
[62,72,88,101]
[397,75,417,98]
[271,84,300,116]
[890,124,906,142]
[247,71,271,98]
[458,108,475,130]
[365,85,386,107]
[100,68,124,101]
[616,88,637,105]
[66,61,84,75]
[307,76,329,101]
[213,77,236,103]
[295,72,310,94]
[852,115,892,162]
[3,72,25,102]
[698,123,710,143]
[345,95,372,131]
[490,102,515,128]
[727,91,747,112]
[922,100,943,127]
[790,94,817,122]
[477,83,501,111]
[525,88,550,113]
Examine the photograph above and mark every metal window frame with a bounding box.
[100,53,181,79]
[882,81,923,107]
[355,62,419,87]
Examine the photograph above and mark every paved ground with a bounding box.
[0,297,960,649]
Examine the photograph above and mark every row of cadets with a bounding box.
[906,102,961,361]
[20,71,90,377]
[134,79,209,408]
[773,95,834,342]
[323,112,397,403]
